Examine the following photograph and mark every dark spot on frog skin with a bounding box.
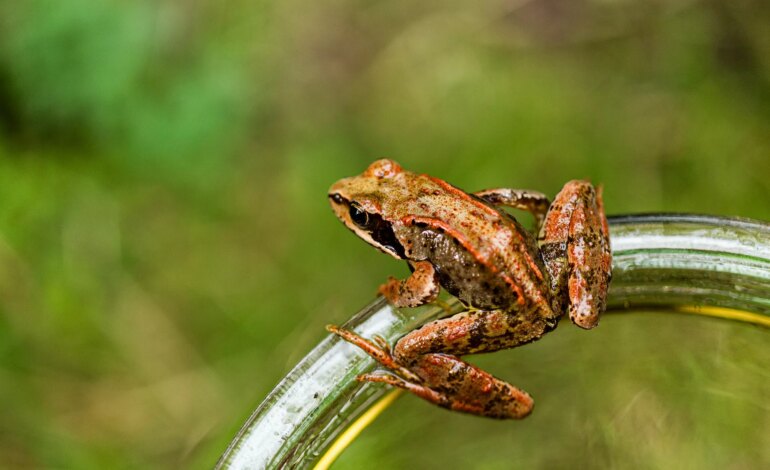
[446,364,464,384]
[543,317,559,333]
[539,242,567,263]
[467,321,486,349]
[431,327,448,351]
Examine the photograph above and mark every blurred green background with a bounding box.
[0,0,768,468]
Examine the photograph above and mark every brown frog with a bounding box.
[327,159,611,419]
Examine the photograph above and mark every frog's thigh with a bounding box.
[540,180,611,329]
[378,260,439,308]
[393,307,547,362]
[474,188,551,227]
[390,308,543,419]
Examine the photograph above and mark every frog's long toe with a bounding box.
[326,325,421,383]
[357,372,451,407]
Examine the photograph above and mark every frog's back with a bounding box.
[391,175,550,312]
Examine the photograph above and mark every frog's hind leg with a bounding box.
[539,180,612,329]
[330,307,552,419]
[393,308,555,418]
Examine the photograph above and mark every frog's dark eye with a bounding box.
[349,205,371,228]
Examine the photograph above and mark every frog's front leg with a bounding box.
[539,180,611,329]
[474,188,551,228]
[329,307,552,419]
[378,260,440,308]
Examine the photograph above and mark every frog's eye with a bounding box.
[349,205,371,228]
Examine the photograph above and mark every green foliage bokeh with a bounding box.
[0,0,768,467]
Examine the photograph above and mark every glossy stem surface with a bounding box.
[216,214,770,469]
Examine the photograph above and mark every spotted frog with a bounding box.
[327,159,611,419]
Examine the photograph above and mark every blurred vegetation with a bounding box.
[0,0,767,468]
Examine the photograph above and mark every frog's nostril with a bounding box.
[329,193,345,205]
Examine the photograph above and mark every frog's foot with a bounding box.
[357,354,533,419]
[326,325,421,383]
[377,260,440,308]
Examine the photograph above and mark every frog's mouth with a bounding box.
[329,193,406,259]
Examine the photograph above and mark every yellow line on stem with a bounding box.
[313,389,403,470]
[675,305,770,328]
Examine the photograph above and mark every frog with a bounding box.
[327,159,611,419]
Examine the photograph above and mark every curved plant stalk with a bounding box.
[216,214,770,469]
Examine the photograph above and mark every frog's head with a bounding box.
[328,159,408,259]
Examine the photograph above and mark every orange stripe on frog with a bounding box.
[426,176,499,218]
[428,175,544,282]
